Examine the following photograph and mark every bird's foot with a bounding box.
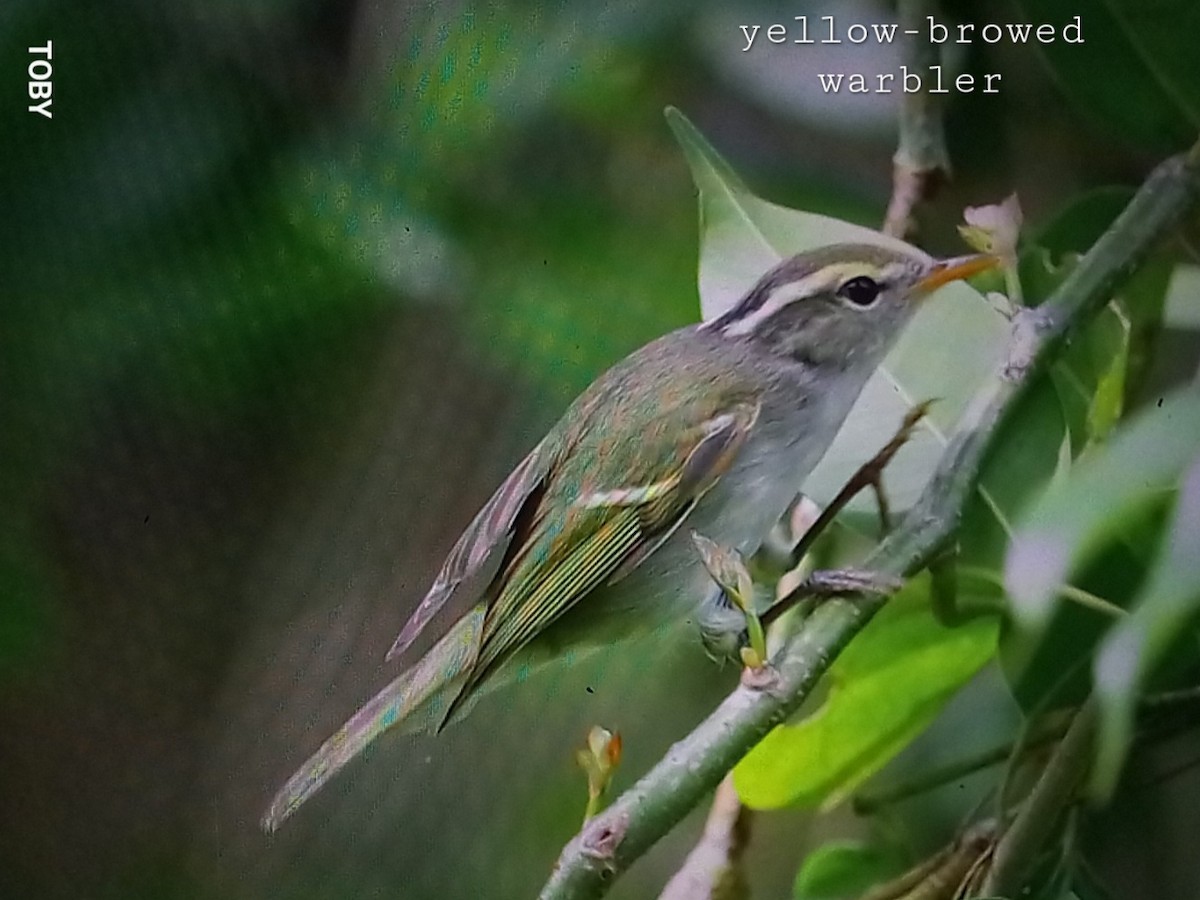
[763,567,904,628]
[692,532,769,671]
[802,568,905,599]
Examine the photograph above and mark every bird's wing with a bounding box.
[385,441,555,662]
[461,399,762,698]
[262,379,762,828]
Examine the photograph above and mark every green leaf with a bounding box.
[1001,498,1168,712]
[1079,265,1170,449]
[1091,453,1200,799]
[1016,0,1200,151]
[1024,187,1170,455]
[1052,300,1137,455]
[1109,1,1200,129]
[665,107,1011,517]
[961,378,1069,572]
[665,107,914,319]
[793,841,903,900]
[1018,183,1173,602]
[733,578,998,810]
[1004,387,1200,630]
[1085,305,1132,444]
[948,377,1067,642]
[1029,188,1138,262]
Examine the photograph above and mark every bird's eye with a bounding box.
[837,275,881,307]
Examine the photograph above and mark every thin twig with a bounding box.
[853,717,1067,815]
[657,775,750,900]
[982,701,1099,896]
[538,147,1200,900]
[955,565,1125,619]
[882,0,951,239]
[859,821,996,900]
[1128,748,1200,793]
[782,401,934,576]
[856,682,1200,815]
[996,657,1093,822]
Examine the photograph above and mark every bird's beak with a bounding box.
[914,253,1000,297]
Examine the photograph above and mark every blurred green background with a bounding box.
[2,1,1198,898]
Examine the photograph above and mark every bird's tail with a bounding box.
[261,603,487,833]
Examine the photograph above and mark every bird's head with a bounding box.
[705,243,998,370]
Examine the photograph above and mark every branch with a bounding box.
[982,701,1098,896]
[852,714,1069,815]
[860,820,996,900]
[656,775,749,900]
[853,682,1200,814]
[980,683,1200,891]
[539,149,1200,900]
[882,0,951,238]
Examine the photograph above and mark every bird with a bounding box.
[262,242,996,831]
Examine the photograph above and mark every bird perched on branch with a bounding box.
[262,242,995,832]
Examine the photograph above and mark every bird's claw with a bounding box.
[693,531,769,672]
[801,568,905,599]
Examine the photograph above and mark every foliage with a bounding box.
[4,2,1200,899]
[734,578,997,811]
[668,103,1198,898]
[1007,390,1200,799]
[792,841,904,900]
[1017,0,1200,151]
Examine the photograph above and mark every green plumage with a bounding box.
[467,348,763,696]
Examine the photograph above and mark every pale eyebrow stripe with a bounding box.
[878,261,911,283]
[721,267,837,337]
[722,262,894,337]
